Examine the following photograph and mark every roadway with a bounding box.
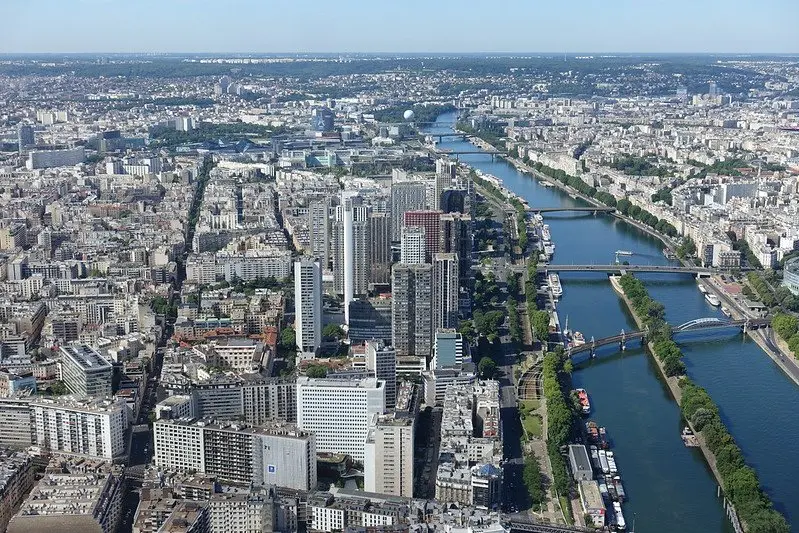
[539,264,716,275]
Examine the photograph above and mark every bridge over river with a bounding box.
[567,316,772,358]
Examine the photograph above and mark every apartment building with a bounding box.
[59,344,113,398]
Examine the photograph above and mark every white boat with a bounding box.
[599,450,610,474]
[698,284,708,295]
[607,451,618,474]
[548,273,563,298]
[613,502,627,531]
[721,306,732,317]
[572,331,586,346]
[534,213,544,223]
[541,224,551,242]
[705,293,721,306]
[544,243,555,259]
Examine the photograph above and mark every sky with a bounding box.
[1,0,798,54]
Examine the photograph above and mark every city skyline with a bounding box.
[1,0,798,54]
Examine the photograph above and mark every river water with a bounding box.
[424,111,799,532]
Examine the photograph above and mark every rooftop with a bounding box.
[59,344,112,371]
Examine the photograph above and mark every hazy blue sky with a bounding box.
[2,0,798,54]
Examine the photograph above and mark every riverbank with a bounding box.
[698,276,799,387]
[613,281,746,531]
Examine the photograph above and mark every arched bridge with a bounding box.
[567,317,772,358]
[528,206,615,214]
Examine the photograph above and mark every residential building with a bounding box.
[368,212,392,286]
[8,459,124,533]
[0,450,36,532]
[296,377,385,461]
[364,413,414,497]
[400,226,426,265]
[295,258,323,354]
[403,210,442,262]
[364,340,396,408]
[347,297,392,345]
[390,182,427,241]
[0,397,33,448]
[31,397,127,460]
[439,213,473,277]
[433,253,460,330]
[391,263,433,357]
[308,199,330,269]
[154,419,316,491]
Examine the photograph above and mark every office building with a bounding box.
[308,199,330,269]
[59,344,113,398]
[364,413,414,497]
[0,450,35,532]
[294,259,323,353]
[391,263,433,357]
[400,226,426,265]
[310,107,335,132]
[31,397,127,460]
[368,212,392,286]
[364,340,397,408]
[16,124,34,153]
[0,398,33,448]
[440,213,473,277]
[433,329,465,370]
[296,377,385,461]
[390,182,427,241]
[154,419,317,491]
[348,297,392,345]
[26,147,85,169]
[433,253,460,330]
[0,371,36,397]
[7,459,124,533]
[403,210,442,262]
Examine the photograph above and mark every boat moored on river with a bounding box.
[705,293,721,306]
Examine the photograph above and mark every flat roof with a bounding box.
[569,444,592,472]
[60,345,112,370]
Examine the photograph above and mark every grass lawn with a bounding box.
[520,399,540,410]
[559,496,575,525]
[522,413,543,437]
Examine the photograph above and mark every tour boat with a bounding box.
[548,273,563,298]
[721,306,732,317]
[541,224,552,242]
[705,293,721,306]
[576,388,591,415]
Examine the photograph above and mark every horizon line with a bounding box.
[1,51,798,57]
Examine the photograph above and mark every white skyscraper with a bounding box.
[295,259,322,354]
[365,340,397,408]
[296,377,385,461]
[400,226,426,265]
[336,192,370,324]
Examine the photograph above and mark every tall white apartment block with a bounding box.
[308,199,330,269]
[364,413,414,497]
[365,340,397,408]
[296,377,385,461]
[400,226,426,265]
[31,397,127,460]
[294,259,322,353]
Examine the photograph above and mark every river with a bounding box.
[423,111,799,532]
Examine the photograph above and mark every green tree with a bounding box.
[772,313,798,341]
[523,454,546,505]
[306,365,328,378]
[322,324,346,340]
[478,357,497,379]
[49,381,69,395]
[280,327,296,351]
